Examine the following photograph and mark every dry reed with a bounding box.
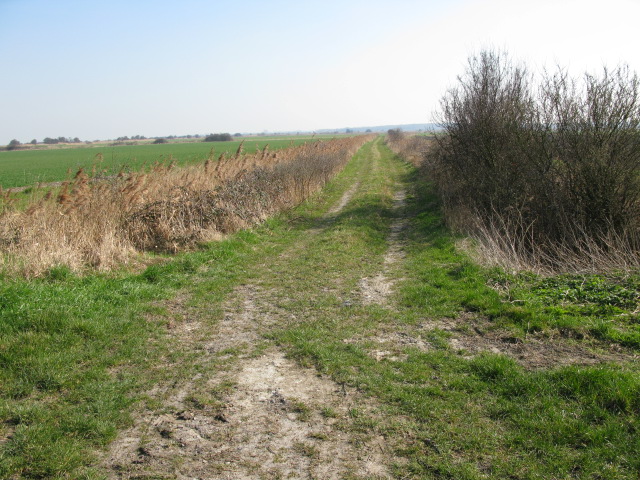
[0,135,373,277]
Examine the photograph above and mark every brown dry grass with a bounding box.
[0,136,373,277]
[384,132,432,167]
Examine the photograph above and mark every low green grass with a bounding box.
[489,271,640,349]
[266,141,640,479]
[1,137,638,478]
[0,135,335,189]
[0,269,165,478]
[0,232,271,478]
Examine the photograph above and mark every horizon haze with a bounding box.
[1,0,640,145]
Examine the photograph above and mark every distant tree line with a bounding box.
[116,135,147,141]
[42,137,81,144]
[6,139,21,150]
[5,132,242,151]
[4,137,81,150]
[204,133,233,142]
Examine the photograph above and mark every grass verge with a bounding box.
[269,141,640,479]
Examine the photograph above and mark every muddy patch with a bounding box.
[344,329,430,363]
[347,312,637,369]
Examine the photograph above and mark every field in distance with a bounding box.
[0,135,338,189]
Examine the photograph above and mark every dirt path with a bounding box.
[103,140,398,479]
[359,189,407,306]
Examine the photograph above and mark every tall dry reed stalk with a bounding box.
[0,135,373,277]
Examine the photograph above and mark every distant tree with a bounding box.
[43,137,58,144]
[204,133,233,142]
[345,128,353,134]
[30,139,37,145]
[57,136,68,143]
[153,138,168,144]
[6,139,21,150]
[387,128,404,142]
[233,133,242,137]
[73,137,81,143]
[365,129,372,133]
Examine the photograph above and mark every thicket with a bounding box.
[422,50,640,273]
[0,135,372,276]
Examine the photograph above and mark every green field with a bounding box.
[0,136,334,189]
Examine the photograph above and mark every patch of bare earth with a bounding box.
[359,189,407,306]
[431,313,639,369]
[352,312,637,370]
[326,181,361,218]
[103,173,395,478]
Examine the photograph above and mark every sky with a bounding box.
[1,0,640,144]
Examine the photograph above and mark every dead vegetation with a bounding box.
[0,136,373,276]
[389,51,640,274]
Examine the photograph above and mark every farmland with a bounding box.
[0,135,336,189]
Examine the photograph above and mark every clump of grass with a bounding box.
[0,136,373,276]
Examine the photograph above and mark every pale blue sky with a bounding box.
[1,0,640,144]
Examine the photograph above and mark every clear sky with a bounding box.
[1,0,639,144]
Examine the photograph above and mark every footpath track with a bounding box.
[101,136,640,480]
[104,138,409,479]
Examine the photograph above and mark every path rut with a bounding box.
[103,141,396,479]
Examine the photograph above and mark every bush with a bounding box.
[204,133,233,142]
[427,49,640,272]
[6,139,21,151]
[387,128,404,143]
[153,138,168,144]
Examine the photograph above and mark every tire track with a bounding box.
[359,187,408,306]
[103,141,394,479]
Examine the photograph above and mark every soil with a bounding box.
[360,189,407,306]
[431,313,638,369]
[102,152,396,479]
[351,312,638,370]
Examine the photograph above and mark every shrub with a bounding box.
[418,49,640,272]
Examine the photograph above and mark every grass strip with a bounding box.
[270,141,640,479]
